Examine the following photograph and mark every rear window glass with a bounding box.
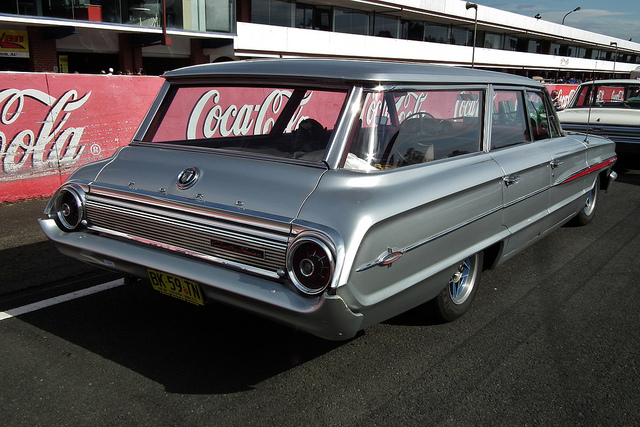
[144,86,348,162]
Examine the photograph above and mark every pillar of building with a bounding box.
[237,0,251,23]
[118,33,143,74]
[190,39,210,65]
[27,27,59,72]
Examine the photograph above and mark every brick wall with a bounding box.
[27,27,59,72]
[190,39,210,65]
[118,34,143,74]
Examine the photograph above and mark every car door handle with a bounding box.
[550,159,564,169]
[503,175,522,186]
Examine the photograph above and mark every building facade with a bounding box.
[1,0,640,79]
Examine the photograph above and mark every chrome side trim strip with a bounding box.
[356,204,503,272]
[503,185,550,209]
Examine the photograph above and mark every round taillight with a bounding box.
[287,235,335,295]
[54,186,85,231]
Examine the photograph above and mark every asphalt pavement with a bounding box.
[0,197,119,307]
[0,170,639,425]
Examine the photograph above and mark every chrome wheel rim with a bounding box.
[583,184,598,216]
[449,256,476,305]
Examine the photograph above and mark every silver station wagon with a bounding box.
[40,59,617,340]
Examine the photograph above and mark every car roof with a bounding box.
[163,58,542,88]
[577,79,640,85]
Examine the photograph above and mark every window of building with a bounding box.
[528,40,541,53]
[252,0,294,27]
[14,0,231,32]
[334,8,370,35]
[296,3,314,28]
[504,35,518,51]
[484,33,502,49]
[560,45,582,57]
[549,43,561,55]
[1,0,37,15]
[402,21,425,41]
[451,27,471,46]
[296,3,331,30]
[374,14,400,38]
[424,23,449,43]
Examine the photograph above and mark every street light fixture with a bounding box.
[562,7,581,25]
[466,2,478,69]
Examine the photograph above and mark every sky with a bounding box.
[475,0,640,43]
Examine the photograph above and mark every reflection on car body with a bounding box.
[557,79,640,162]
[40,59,617,340]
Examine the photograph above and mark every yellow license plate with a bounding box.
[147,269,205,306]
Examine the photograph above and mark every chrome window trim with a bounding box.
[324,86,363,169]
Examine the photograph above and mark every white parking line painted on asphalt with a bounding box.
[0,279,125,321]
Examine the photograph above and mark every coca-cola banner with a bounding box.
[0,73,164,202]
[545,84,579,109]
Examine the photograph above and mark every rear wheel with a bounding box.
[428,252,483,322]
[573,175,599,226]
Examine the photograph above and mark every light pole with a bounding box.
[610,41,618,78]
[562,7,581,25]
[466,2,478,68]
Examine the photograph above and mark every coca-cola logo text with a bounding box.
[0,88,91,174]
[362,91,480,127]
[185,89,311,140]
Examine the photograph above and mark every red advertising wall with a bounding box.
[0,73,164,203]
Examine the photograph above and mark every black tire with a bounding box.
[428,252,483,322]
[573,175,599,226]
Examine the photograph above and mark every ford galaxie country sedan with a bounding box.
[40,59,617,340]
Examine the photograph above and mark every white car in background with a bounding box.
[558,79,640,164]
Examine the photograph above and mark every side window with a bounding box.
[491,90,530,150]
[542,90,563,137]
[526,91,552,140]
[345,89,483,170]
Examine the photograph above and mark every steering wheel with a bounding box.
[401,112,452,136]
[402,112,435,133]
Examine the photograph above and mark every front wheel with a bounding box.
[573,175,600,226]
[428,252,483,322]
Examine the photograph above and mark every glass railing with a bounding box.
[1,0,234,33]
